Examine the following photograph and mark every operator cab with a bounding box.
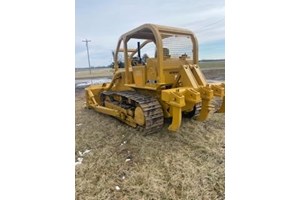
[113,24,198,89]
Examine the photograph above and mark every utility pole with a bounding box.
[82,39,91,74]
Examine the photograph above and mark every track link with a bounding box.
[183,103,201,118]
[194,103,201,116]
[101,91,164,134]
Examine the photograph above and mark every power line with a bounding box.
[205,18,224,27]
[198,17,225,32]
[82,39,92,74]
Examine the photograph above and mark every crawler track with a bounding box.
[100,91,164,134]
[194,103,201,116]
[183,103,201,118]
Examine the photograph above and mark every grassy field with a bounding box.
[200,61,225,69]
[75,64,225,199]
[75,61,225,79]
[75,89,225,199]
[75,68,114,79]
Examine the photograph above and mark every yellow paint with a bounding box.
[134,107,145,126]
[85,24,225,132]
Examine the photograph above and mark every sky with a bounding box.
[76,0,224,68]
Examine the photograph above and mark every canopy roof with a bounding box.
[121,23,194,40]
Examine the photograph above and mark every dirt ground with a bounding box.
[75,68,225,200]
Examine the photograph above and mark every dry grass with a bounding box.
[75,68,114,79]
[75,88,225,200]
[200,61,225,69]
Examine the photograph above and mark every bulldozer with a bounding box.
[85,24,225,134]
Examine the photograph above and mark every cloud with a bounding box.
[76,0,224,67]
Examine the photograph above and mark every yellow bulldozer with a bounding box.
[85,24,225,134]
